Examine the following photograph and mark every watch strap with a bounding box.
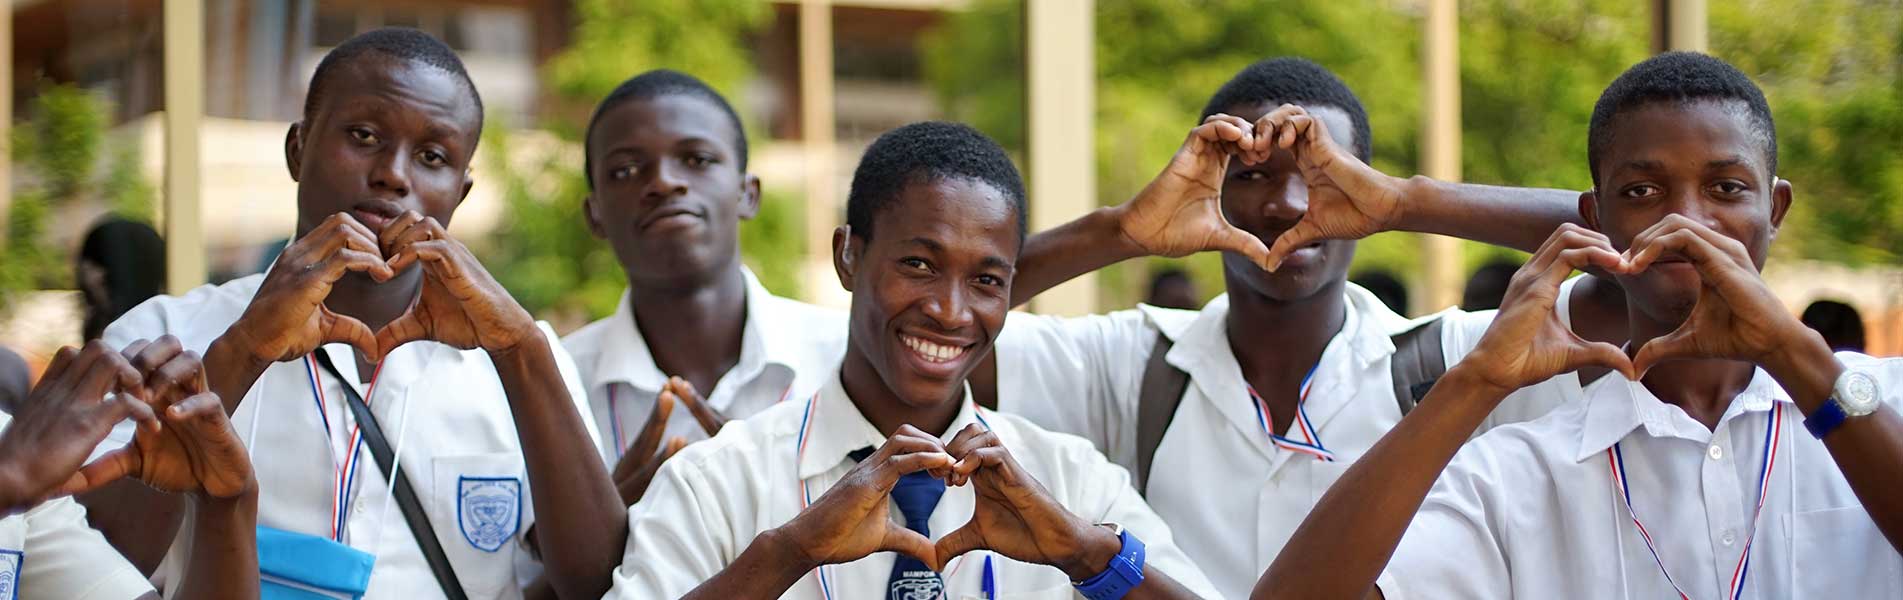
[1805,397,1849,440]
[1074,528,1146,600]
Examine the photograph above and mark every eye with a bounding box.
[348,127,379,144]
[609,164,638,181]
[685,153,716,168]
[418,149,449,167]
[975,274,1004,287]
[1621,184,1661,199]
[900,257,932,273]
[1710,180,1749,195]
[1232,170,1266,181]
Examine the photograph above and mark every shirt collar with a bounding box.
[796,370,991,480]
[1574,366,1794,462]
[587,266,785,394]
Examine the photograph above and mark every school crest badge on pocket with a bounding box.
[0,548,20,600]
[457,477,521,553]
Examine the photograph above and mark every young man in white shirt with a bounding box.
[978,57,1626,598]
[561,70,846,504]
[1259,51,1903,599]
[1,337,257,599]
[610,122,1219,599]
[84,29,623,599]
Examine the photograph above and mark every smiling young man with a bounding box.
[1256,52,1903,599]
[83,28,622,599]
[561,70,846,504]
[978,57,1630,598]
[608,121,1217,599]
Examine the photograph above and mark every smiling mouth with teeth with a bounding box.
[902,334,969,363]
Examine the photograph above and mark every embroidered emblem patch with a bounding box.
[457,477,521,553]
[889,569,942,600]
[0,548,20,600]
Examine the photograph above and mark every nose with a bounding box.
[1664,187,1724,231]
[642,158,689,202]
[368,146,411,198]
[920,280,975,332]
[1262,173,1310,223]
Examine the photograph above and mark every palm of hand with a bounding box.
[1479,292,1582,389]
[959,469,1070,565]
[382,258,532,354]
[1125,146,1233,258]
[127,411,250,499]
[801,486,908,564]
[1293,151,1401,241]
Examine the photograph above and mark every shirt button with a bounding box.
[1708,445,1724,460]
[1721,529,1737,546]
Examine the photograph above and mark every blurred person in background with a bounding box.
[1802,299,1866,352]
[0,347,28,414]
[1144,268,1201,310]
[1350,269,1408,316]
[78,218,166,341]
[1459,259,1521,311]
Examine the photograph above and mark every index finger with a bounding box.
[667,378,725,436]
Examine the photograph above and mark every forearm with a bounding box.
[76,481,188,575]
[1396,177,1583,254]
[490,334,625,599]
[1765,330,1903,552]
[1012,206,1145,307]
[203,333,271,416]
[682,528,814,599]
[1254,365,1509,600]
[173,490,260,600]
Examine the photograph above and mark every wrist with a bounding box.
[1058,522,1124,581]
[1442,359,1519,403]
[1762,327,1844,413]
[0,458,29,513]
[1100,205,1150,260]
[208,328,273,377]
[760,525,823,574]
[485,327,549,366]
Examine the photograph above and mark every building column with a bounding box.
[0,2,12,233]
[1418,0,1462,315]
[1653,0,1709,53]
[799,0,843,306]
[164,0,206,294]
[1024,0,1096,316]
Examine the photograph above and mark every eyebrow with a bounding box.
[904,237,944,252]
[1705,157,1747,170]
[1616,159,1664,173]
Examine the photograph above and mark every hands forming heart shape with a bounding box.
[226,211,537,367]
[780,424,1113,577]
[1465,216,1800,394]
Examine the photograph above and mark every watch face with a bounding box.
[1838,371,1881,415]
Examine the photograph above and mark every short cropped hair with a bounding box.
[1587,52,1776,183]
[1201,57,1373,162]
[303,28,483,132]
[845,121,1027,242]
[584,69,749,189]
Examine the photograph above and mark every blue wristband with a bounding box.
[1074,528,1146,600]
[1805,397,1849,439]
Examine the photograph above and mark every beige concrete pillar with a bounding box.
[0,2,12,234]
[1418,0,1462,315]
[799,0,844,306]
[1653,0,1709,53]
[1025,0,1096,316]
[164,0,207,294]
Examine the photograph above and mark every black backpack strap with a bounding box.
[313,351,470,600]
[1388,317,1449,416]
[1134,334,1191,497]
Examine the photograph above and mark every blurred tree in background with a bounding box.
[2,84,153,311]
[925,0,1901,311]
[481,0,805,327]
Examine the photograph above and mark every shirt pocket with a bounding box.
[1790,505,1903,596]
[431,452,527,597]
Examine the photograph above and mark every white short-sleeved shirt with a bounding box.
[0,415,154,600]
[993,281,1583,598]
[562,268,846,465]
[1378,352,1903,599]
[606,372,1222,599]
[97,274,600,599]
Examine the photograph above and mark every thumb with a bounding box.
[61,449,140,497]
[1631,327,1696,379]
[323,309,382,364]
[932,524,987,571]
[1212,225,1272,271]
[1264,221,1322,272]
[881,527,939,571]
[375,309,427,359]
[1571,340,1639,382]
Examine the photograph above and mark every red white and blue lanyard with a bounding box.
[1607,402,1784,600]
[608,382,793,460]
[794,392,994,599]
[1247,365,1335,462]
[304,354,385,543]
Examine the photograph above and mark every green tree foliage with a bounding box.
[483,0,807,324]
[1,84,153,311]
